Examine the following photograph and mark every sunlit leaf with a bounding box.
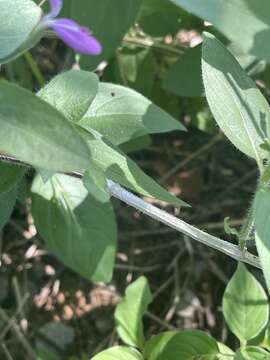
[0,0,42,63]
[202,33,270,167]
[115,277,152,349]
[91,346,143,360]
[0,83,91,172]
[223,263,268,342]
[79,128,188,207]
[38,70,99,123]
[79,82,185,146]
[144,330,219,360]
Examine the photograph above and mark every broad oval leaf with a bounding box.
[115,276,152,349]
[0,163,25,193]
[255,187,270,293]
[223,263,268,342]
[234,346,270,360]
[38,70,99,123]
[0,0,42,63]
[0,83,91,172]
[144,330,219,360]
[79,82,186,146]
[202,33,270,166]
[79,128,188,207]
[91,346,143,360]
[0,186,17,230]
[170,0,270,61]
[31,174,117,282]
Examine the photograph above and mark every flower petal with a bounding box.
[49,18,102,55]
[49,0,63,18]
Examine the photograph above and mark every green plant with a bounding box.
[92,268,270,359]
[2,0,270,359]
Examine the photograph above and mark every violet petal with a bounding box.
[49,0,63,18]
[49,18,102,55]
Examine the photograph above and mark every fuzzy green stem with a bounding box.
[24,51,45,87]
[238,205,255,250]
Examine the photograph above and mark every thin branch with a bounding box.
[1,343,14,360]
[0,309,36,360]
[0,154,261,269]
[107,181,260,269]
[0,293,29,340]
[159,132,222,184]
[123,35,184,56]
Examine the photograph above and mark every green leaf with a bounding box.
[248,321,270,351]
[37,350,59,360]
[120,135,152,154]
[234,346,270,360]
[0,186,17,230]
[79,82,186,146]
[227,43,262,75]
[222,263,269,342]
[144,330,219,360]
[163,44,204,97]
[38,70,99,123]
[6,56,34,90]
[115,276,152,349]
[83,167,110,203]
[217,342,235,360]
[79,128,188,207]
[62,0,142,69]
[0,163,25,193]
[91,346,143,360]
[0,0,42,63]
[260,324,270,351]
[31,174,117,282]
[202,33,270,167]
[0,83,91,172]
[163,40,265,101]
[255,187,270,293]
[187,97,215,134]
[224,217,240,237]
[109,46,157,97]
[170,0,270,62]
[138,0,181,37]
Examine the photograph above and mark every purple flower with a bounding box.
[42,0,102,55]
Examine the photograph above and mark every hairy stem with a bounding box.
[238,204,255,250]
[0,154,261,269]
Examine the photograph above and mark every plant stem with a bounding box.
[0,154,261,269]
[260,161,270,185]
[108,180,260,269]
[238,204,255,250]
[24,51,45,87]
[123,35,184,56]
